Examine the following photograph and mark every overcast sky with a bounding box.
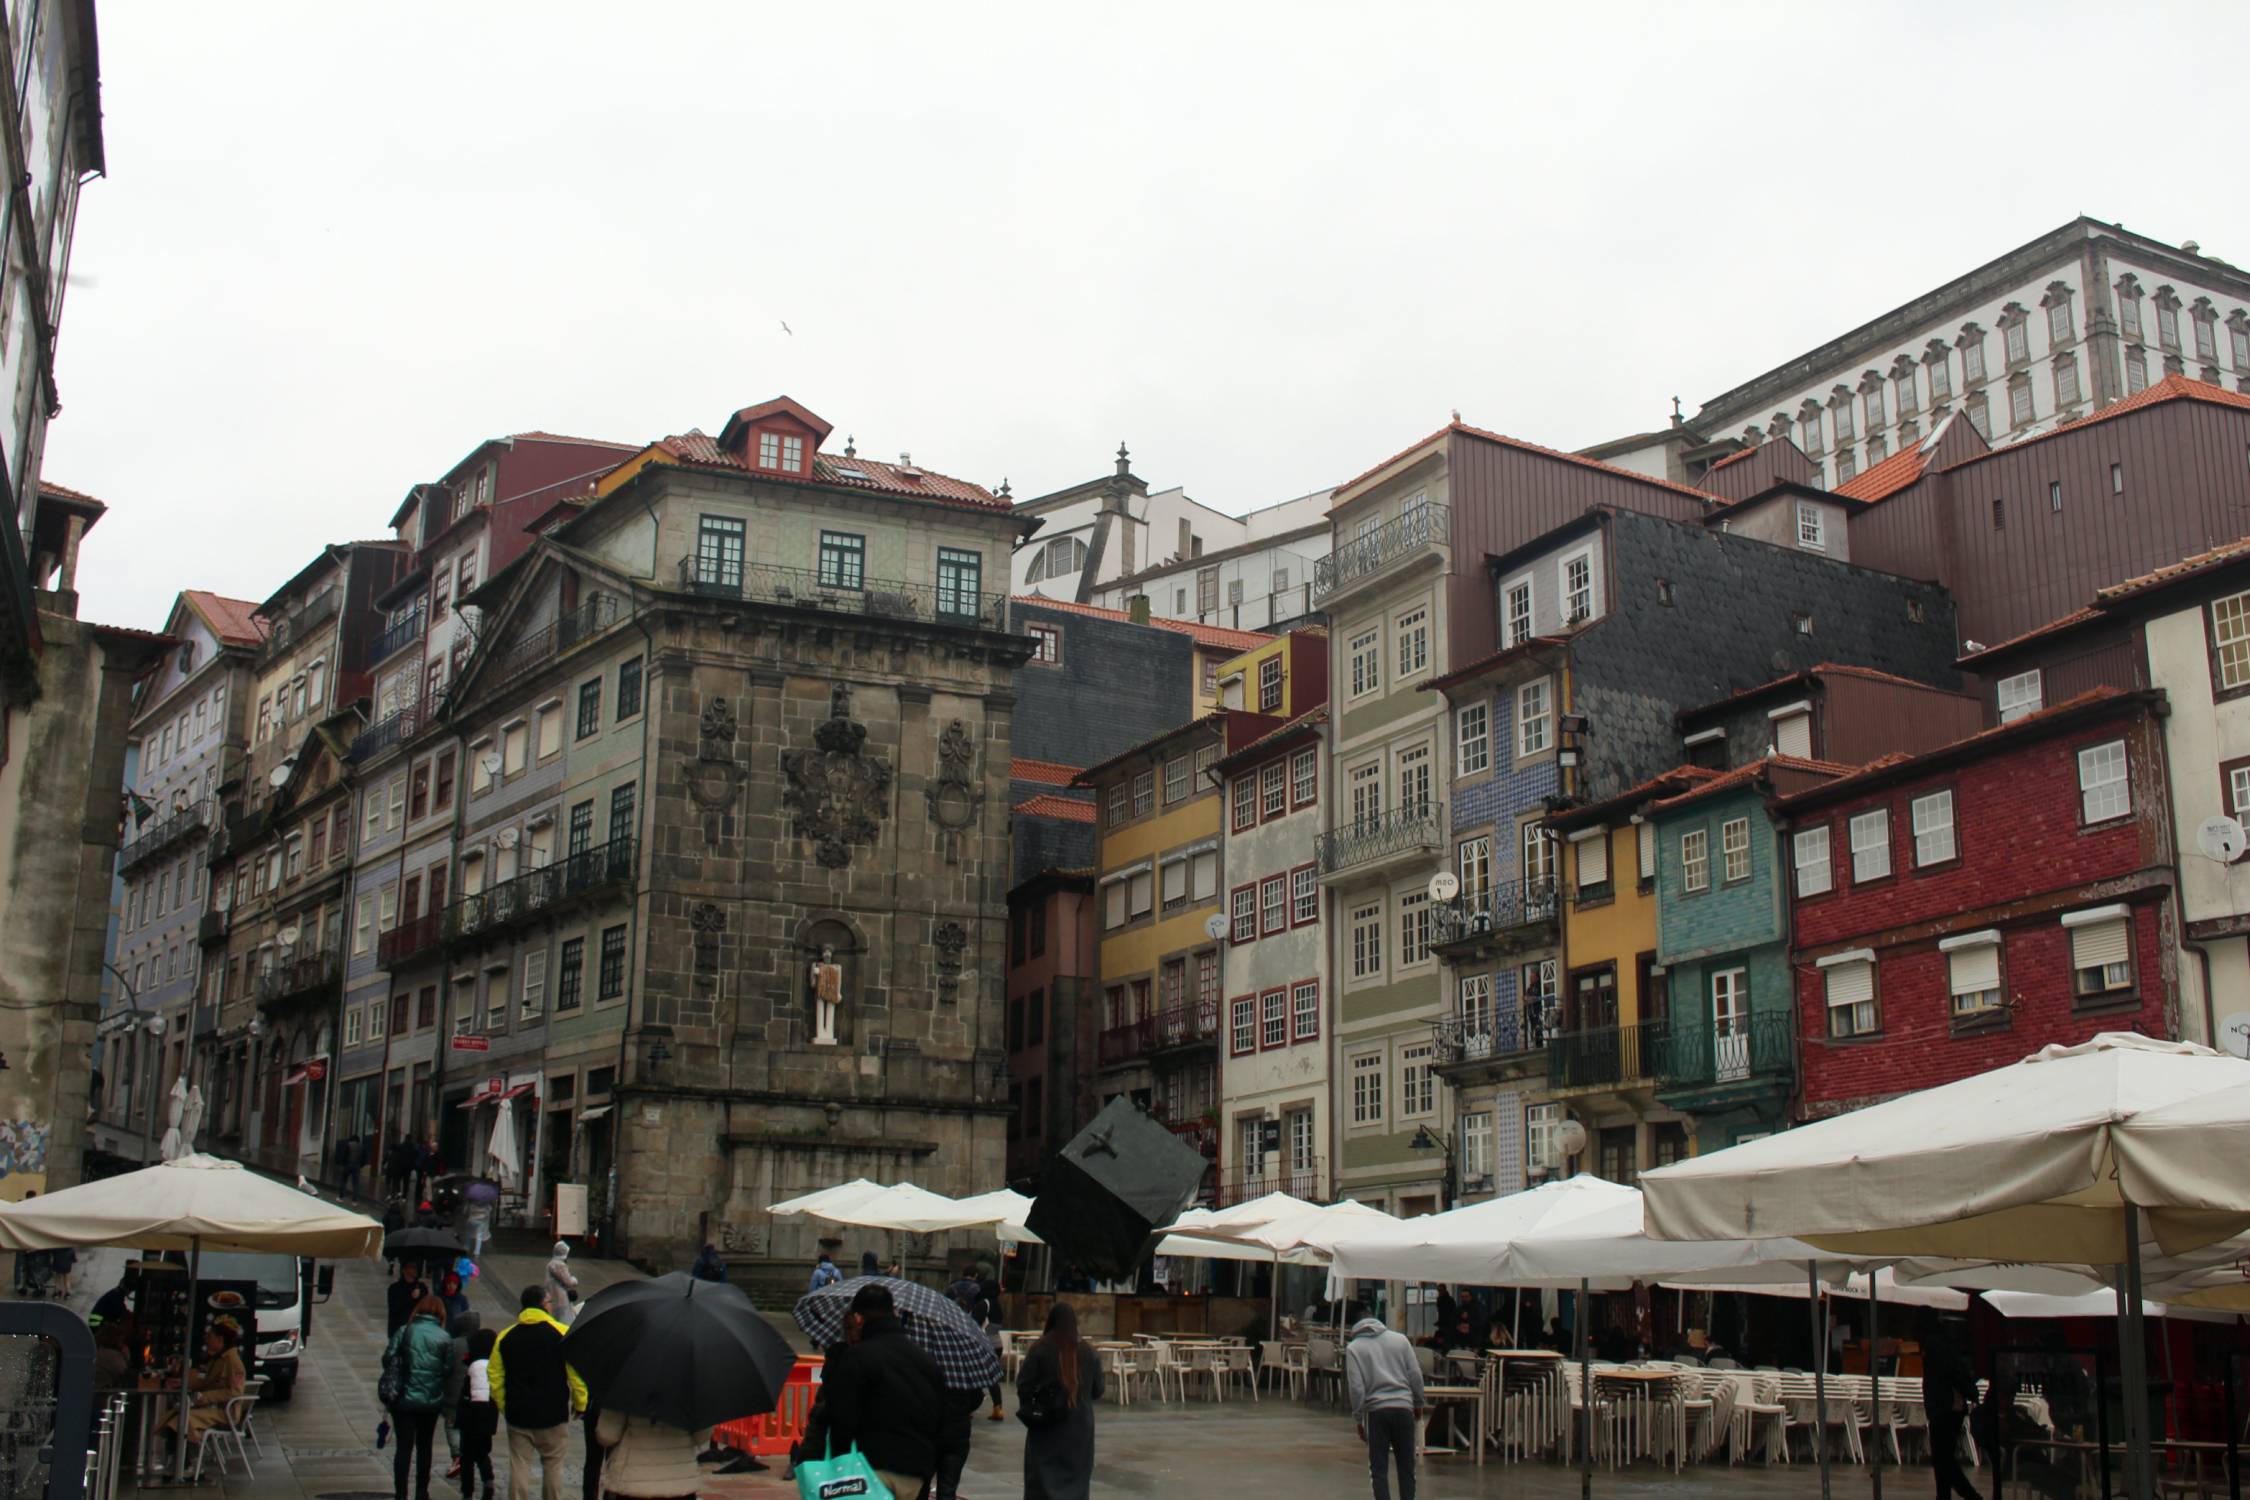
[49,1,2241,630]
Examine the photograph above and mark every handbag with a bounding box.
[793,1439,883,1500]
[377,1342,403,1411]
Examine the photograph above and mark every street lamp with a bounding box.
[102,963,167,1165]
[1409,1124,1456,1211]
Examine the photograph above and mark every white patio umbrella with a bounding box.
[1663,1267,1972,1311]
[486,1102,522,1188]
[1156,1197,1393,1266]
[180,1085,206,1155]
[953,1188,1041,1245]
[768,1179,892,1220]
[1980,1288,2237,1323]
[157,1077,189,1161]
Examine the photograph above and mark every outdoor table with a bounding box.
[126,1380,188,1482]
[1419,1383,1486,1468]
[1595,1367,1684,1468]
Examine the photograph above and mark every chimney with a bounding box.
[1128,595,1152,626]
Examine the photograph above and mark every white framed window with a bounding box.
[345,1006,363,1047]
[1291,980,1319,1041]
[1349,902,1384,980]
[2056,357,2082,408]
[1103,879,1127,930]
[1161,856,1187,909]
[1526,1102,1560,1171]
[1562,549,1594,623]
[1231,997,1256,1056]
[362,787,385,841]
[1517,678,1552,757]
[520,949,548,1019]
[1721,817,1751,883]
[1348,627,1381,699]
[2231,764,2250,819]
[1458,973,1494,1051]
[1946,936,2003,1016]
[1826,957,1878,1036]
[1350,1052,1384,1125]
[2214,592,2250,691]
[1231,774,1257,830]
[1397,741,1432,813]
[1399,891,1431,966]
[757,431,781,469]
[1260,989,1287,1049]
[1793,826,1831,896]
[1456,702,1490,776]
[1191,848,1219,901]
[1460,1112,1493,1184]
[1107,784,1130,828]
[2077,740,2130,824]
[1796,502,1824,550]
[1127,867,1153,916]
[1027,623,1061,664]
[353,895,375,955]
[1400,1042,1435,1117]
[1458,835,1492,899]
[1348,761,1382,825]
[1681,828,1709,893]
[1260,875,1287,935]
[1574,830,1609,889]
[1291,865,1317,924]
[1504,574,1533,647]
[1997,670,2043,723]
[1164,755,1191,805]
[502,720,529,776]
[1637,820,1656,883]
[2068,911,2134,998]
[1522,822,1556,888]
[1849,809,1891,881]
[1290,747,1316,807]
[1261,761,1286,819]
[1258,655,1283,711]
[1132,769,1154,817]
[1912,791,1956,866]
[1231,885,1258,943]
[536,703,562,758]
[1395,606,1429,679]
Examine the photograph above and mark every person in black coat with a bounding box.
[387,1261,426,1335]
[815,1286,945,1500]
[1924,1324,1984,1500]
[1016,1301,1104,1500]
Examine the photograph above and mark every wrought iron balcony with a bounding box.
[118,802,210,874]
[443,835,637,944]
[197,909,230,947]
[376,910,443,968]
[256,589,340,667]
[1162,1116,1219,1161]
[255,950,341,1007]
[1215,1160,1324,1207]
[1316,802,1444,878]
[1431,999,1556,1065]
[1431,878,1560,948]
[487,592,624,691]
[674,557,1008,630]
[1096,998,1222,1067]
[348,698,427,762]
[1656,1010,1797,1094]
[1548,1018,1666,1091]
[364,607,426,668]
[1313,500,1449,602]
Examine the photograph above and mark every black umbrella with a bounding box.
[384,1227,468,1262]
[562,1272,795,1431]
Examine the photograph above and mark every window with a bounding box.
[1127,867,1152,916]
[1574,832,1609,892]
[757,431,781,469]
[1912,790,1956,865]
[1962,333,1987,384]
[695,515,745,590]
[1992,497,2006,531]
[2004,317,2029,364]
[609,781,636,846]
[2048,297,2074,344]
[1947,938,2002,1017]
[520,949,547,1020]
[1348,761,1381,825]
[1399,891,1431,965]
[2213,591,2250,691]
[2055,358,2082,409]
[1526,1102,1560,1171]
[1832,396,1854,443]
[615,657,643,721]
[1230,997,1256,1056]
[2197,310,2220,364]
[1132,769,1154,817]
[1348,628,1380,698]
[2121,286,2145,339]
[1680,828,1709,892]
[2158,296,2181,352]
[576,679,601,740]
[2077,740,2130,823]
[1928,355,1951,400]
[1522,822,1556,890]
[1349,902,1383,979]
[354,895,375,955]
[1397,742,1432,813]
[1164,756,1191,806]
[1504,575,1533,647]
[1863,383,1885,432]
[1026,623,1061,665]
[1517,678,1552,757]
[1258,656,1283,712]
[1196,742,1218,780]
[1895,365,1917,415]
[409,762,430,820]
[596,924,628,1000]
[1637,821,1656,885]
[1291,865,1317,924]
[1796,502,1824,550]
[935,548,983,620]
[1197,568,1219,614]
[345,1005,362,1047]
[1394,607,1428,678]
[1966,391,1990,437]
[1826,958,1878,1036]
[1260,989,1287,1049]
[1793,826,1831,896]
[1997,669,2043,723]
[1107,784,1129,828]
[1563,551,1594,622]
[1459,1111,1493,1185]
[1721,817,1751,883]
[1260,875,1286,935]
[2069,913,2134,998]
[1101,879,1126,930]
[1261,761,1286,818]
[818,531,866,590]
[1231,885,1257,943]
[1458,835,1492,899]
[2009,377,2035,428]
[363,786,385,841]
[1400,1042,1435,1117]
[567,800,594,857]
[2127,347,2149,394]
[1291,980,1319,1041]
[1456,702,1490,776]
[1272,567,1290,595]
[1231,774,1256,831]
[498,721,528,778]
[1290,747,1317,807]
[1351,1052,1384,1125]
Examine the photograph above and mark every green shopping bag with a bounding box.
[793,1438,884,1500]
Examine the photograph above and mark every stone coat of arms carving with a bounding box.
[925,718,985,866]
[780,683,892,868]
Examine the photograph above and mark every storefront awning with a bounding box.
[456,1080,503,1109]
[496,1082,537,1104]
[575,1105,611,1125]
[282,1057,329,1087]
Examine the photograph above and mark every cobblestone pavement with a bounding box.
[76,1247,1895,1498]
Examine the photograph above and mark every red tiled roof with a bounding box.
[1014,794,1098,824]
[181,590,268,647]
[1070,712,1226,786]
[1707,445,1760,472]
[2095,533,2250,605]
[1650,754,1858,813]
[1423,635,1575,694]
[1547,764,1722,830]
[1011,595,1273,653]
[1955,607,2104,666]
[1834,443,1930,504]
[506,431,639,451]
[1010,758,1082,787]
[38,480,107,509]
[1930,377,2250,489]
[1214,706,1328,770]
[1331,421,1720,510]
[1777,687,2150,810]
[652,431,1009,513]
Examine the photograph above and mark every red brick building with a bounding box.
[1779,687,2181,1114]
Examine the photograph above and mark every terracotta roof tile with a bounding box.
[1332,421,1720,510]
[1010,595,1273,653]
[1834,443,1930,503]
[1777,687,2147,809]
[652,431,1009,513]
[505,431,639,451]
[38,480,107,509]
[181,590,269,647]
[1548,764,1722,830]
[1707,444,1760,472]
[1014,793,1098,824]
[2095,533,2250,605]
[1934,376,2250,482]
[1010,758,1082,787]
[1650,753,1858,812]
[1424,634,1575,694]
[1214,706,1328,770]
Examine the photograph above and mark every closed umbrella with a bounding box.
[793,1276,1002,1391]
[180,1085,205,1155]
[158,1077,189,1161]
[563,1272,794,1431]
[487,1105,521,1189]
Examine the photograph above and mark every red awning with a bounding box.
[282,1065,309,1087]
[496,1082,537,1104]
[456,1081,502,1109]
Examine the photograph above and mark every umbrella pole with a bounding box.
[1577,1278,1592,1500]
[2121,1204,2154,1500]
[1867,1272,1882,1500]
[175,1235,201,1484]
[1810,1261,1833,1500]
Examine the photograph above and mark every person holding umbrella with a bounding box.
[806,1285,945,1500]
[388,1260,425,1335]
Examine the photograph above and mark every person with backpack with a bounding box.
[453,1321,500,1500]
[384,1294,456,1500]
[808,1252,841,1292]
[1016,1301,1103,1500]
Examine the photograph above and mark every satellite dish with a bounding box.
[2197,816,2247,865]
[2220,1013,2250,1061]
[267,763,293,789]
[496,828,520,849]
[278,922,301,949]
[1204,913,1230,942]
[1553,1118,1588,1159]
[479,752,503,777]
[1428,872,1461,903]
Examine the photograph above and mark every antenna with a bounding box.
[2196,815,2247,865]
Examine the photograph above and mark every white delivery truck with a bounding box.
[195,1251,334,1402]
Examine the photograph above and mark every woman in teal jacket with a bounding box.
[385,1294,456,1500]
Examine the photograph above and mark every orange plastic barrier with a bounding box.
[713,1355,824,1458]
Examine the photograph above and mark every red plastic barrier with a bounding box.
[713,1355,824,1458]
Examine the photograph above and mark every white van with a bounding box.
[197,1251,331,1402]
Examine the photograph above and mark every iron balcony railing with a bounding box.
[1656,1010,1797,1093]
[1316,801,1445,877]
[256,589,341,666]
[197,909,230,947]
[442,835,637,944]
[1431,878,1560,945]
[1313,500,1449,601]
[376,910,443,968]
[347,698,427,762]
[1216,1161,1324,1206]
[118,802,211,873]
[1548,1018,1667,1091]
[1430,999,1557,1065]
[1096,997,1222,1067]
[364,606,427,668]
[255,950,341,1006]
[488,592,624,691]
[674,557,1009,630]
[1163,1115,1219,1161]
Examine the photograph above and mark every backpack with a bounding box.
[377,1339,404,1411]
[1016,1377,1071,1430]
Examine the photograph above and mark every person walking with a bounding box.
[388,1261,426,1336]
[1345,1316,1425,1500]
[543,1241,580,1318]
[441,1309,480,1482]
[336,1133,362,1198]
[489,1285,586,1500]
[1016,1301,1103,1500]
[386,1136,416,1200]
[816,1284,945,1500]
[454,1322,499,1500]
[690,1243,727,1283]
[976,1262,1005,1421]
[384,1295,455,1500]
[808,1253,841,1292]
[1924,1325,1985,1500]
[594,1407,711,1500]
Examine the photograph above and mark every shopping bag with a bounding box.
[793,1439,883,1499]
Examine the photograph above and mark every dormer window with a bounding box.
[758,432,781,469]
[756,431,808,474]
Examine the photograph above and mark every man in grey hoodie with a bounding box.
[1344,1316,1425,1500]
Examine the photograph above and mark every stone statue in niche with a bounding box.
[925,719,985,866]
[809,944,844,1045]
[780,681,892,869]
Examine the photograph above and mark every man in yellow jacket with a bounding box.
[487,1287,587,1500]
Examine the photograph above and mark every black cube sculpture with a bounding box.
[1026,1096,1210,1281]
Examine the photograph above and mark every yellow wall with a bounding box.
[1560,822,1661,1027]
[1214,635,1318,718]
[1095,791,1221,981]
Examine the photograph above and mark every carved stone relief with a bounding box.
[780,683,892,868]
[925,718,984,866]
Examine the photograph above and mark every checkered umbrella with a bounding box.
[792,1276,1002,1391]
